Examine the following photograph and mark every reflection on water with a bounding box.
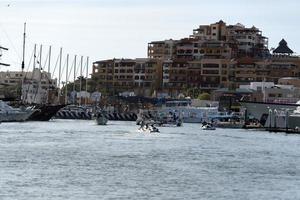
[0,120,300,199]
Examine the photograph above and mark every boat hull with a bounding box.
[27,104,66,121]
[96,116,108,125]
[0,111,34,122]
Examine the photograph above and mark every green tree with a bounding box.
[198,92,210,100]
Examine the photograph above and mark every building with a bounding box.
[92,58,161,97]
[239,82,300,104]
[148,20,269,61]
[147,39,178,60]
[161,59,188,97]
[0,69,57,103]
[92,21,300,98]
[278,77,300,87]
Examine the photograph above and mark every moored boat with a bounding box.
[0,100,34,122]
[201,121,216,130]
[95,111,108,125]
[27,104,66,121]
[138,123,160,133]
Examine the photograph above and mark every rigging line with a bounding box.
[22,48,35,103]
[68,58,75,81]
[24,45,39,104]
[35,49,40,68]
[61,56,68,82]
[75,56,81,78]
[0,23,22,61]
[30,45,42,104]
[82,57,87,78]
[24,48,34,79]
[42,48,50,71]
[52,54,60,76]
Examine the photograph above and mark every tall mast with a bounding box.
[58,47,62,104]
[48,46,52,74]
[21,22,26,72]
[85,56,89,105]
[79,56,83,105]
[73,55,77,104]
[58,48,62,89]
[39,44,42,70]
[65,54,69,105]
[33,44,37,70]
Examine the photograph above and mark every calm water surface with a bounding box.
[0,120,300,200]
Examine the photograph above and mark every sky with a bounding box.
[0,0,300,81]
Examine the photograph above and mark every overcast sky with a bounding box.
[0,0,299,79]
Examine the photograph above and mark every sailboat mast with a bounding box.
[33,44,37,70]
[79,56,83,105]
[21,22,26,72]
[65,54,69,105]
[39,44,42,70]
[48,46,52,74]
[58,48,62,89]
[58,47,62,104]
[85,56,89,105]
[73,55,77,104]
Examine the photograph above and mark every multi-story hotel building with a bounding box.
[92,58,161,96]
[147,39,178,60]
[148,20,269,61]
[92,21,299,98]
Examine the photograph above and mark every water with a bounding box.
[1,120,300,200]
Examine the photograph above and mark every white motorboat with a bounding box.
[201,123,216,130]
[0,100,34,122]
[137,109,183,127]
[138,123,160,133]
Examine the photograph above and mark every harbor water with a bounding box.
[1,120,300,199]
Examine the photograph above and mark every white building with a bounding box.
[239,82,275,91]
[239,81,300,103]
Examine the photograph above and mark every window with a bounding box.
[203,64,219,68]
